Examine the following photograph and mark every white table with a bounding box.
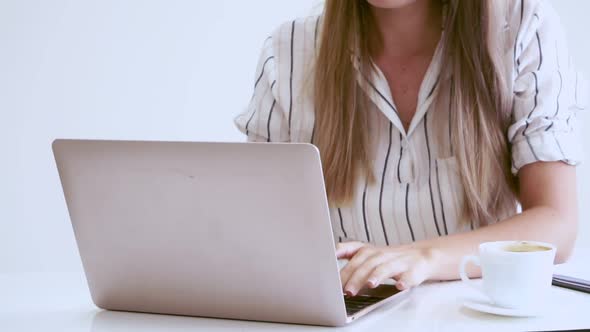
[2,250,590,332]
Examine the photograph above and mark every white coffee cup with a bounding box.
[459,241,556,309]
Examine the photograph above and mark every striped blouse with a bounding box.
[234,0,585,246]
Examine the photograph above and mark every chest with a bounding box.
[374,55,433,131]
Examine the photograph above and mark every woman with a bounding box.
[234,0,585,296]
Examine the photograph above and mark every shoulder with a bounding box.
[505,0,556,23]
[505,0,563,39]
[269,15,322,49]
[262,15,322,72]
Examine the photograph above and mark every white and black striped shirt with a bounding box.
[234,0,585,246]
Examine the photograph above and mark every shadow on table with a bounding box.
[90,296,411,332]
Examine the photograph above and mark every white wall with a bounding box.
[557,0,590,259]
[0,0,588,273]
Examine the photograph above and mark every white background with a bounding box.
[1,0,588,274]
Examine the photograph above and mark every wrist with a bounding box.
[422,245,451,281]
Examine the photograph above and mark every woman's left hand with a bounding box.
[336,241,441,296]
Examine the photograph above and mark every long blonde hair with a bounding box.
[313,0,518,227]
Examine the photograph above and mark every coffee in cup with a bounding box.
[503,242,552,253]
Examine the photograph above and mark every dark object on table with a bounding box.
[552,274,590,294]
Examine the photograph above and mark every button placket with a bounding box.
[401,138,409,149]
[398,137,417,184]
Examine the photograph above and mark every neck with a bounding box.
[370,0,442,57]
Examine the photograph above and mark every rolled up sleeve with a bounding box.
[507,0,586,175]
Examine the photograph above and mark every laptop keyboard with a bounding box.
[344,294,385,316]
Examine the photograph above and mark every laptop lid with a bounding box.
[53,139,348,326]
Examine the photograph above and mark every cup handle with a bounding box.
[460,255,481,292]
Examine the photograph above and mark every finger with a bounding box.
[365,258,409,290]
[343,253,389,296]
[335,241,366,260]
[339,245,375,286]
[396,263,429,291]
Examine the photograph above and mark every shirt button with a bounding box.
[401,139,409,149]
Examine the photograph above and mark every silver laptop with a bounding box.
[52,139,407,327]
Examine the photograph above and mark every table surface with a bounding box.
[2,249,590,332]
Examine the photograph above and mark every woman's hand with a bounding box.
[336,241,441,296]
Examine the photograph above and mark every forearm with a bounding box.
[413,206,577,281]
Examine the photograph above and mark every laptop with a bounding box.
[52,139,408,327]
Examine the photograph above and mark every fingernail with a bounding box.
[368,279,377,288]
[396,281,406,290]
[344,290,352,297]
